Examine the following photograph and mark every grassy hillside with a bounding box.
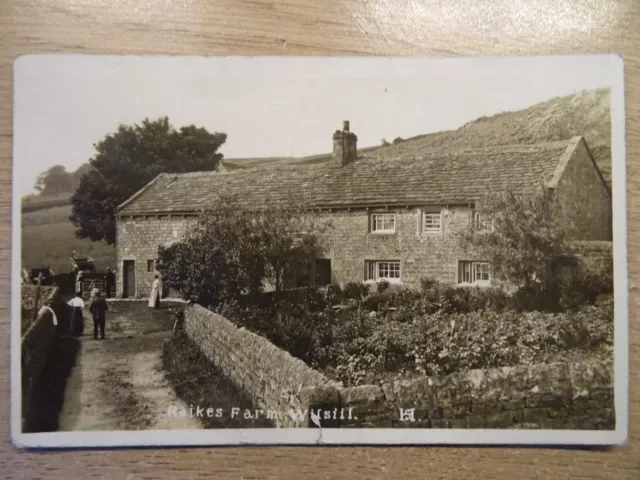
[225,88,612,185]
[366,88,612,185]
[21,205,115,273]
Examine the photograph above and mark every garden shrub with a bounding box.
[343,281,370,302]
[329,301,613,384]
[376,280,390,294]
[209,277,614,387]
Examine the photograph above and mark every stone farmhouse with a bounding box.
[115,121,611,298]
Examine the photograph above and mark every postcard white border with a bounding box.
[10,53,628,448]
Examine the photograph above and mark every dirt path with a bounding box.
[57,301,201,431]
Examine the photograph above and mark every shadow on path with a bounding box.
[25,335,80,433]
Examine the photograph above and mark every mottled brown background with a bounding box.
[1,1,638,478]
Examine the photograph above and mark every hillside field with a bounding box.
[21,205,116,273]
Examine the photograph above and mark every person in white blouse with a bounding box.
[67,293,85,336]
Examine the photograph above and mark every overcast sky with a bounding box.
[13,54,620,197]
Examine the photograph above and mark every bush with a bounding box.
[211,280,613,387]
[329,301,613,385]
[555,268,613,311]
[417,277,511,313]
[376,280,390,293]
[343,282,370,302]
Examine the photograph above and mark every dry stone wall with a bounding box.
[184,304,338,427]
[21,286,60,335]
[21,287,62,432]
[21,285,57,313]
[338,360,614,429]
[185,305,615,429]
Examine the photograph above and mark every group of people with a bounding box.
[67,269,164,340]
[67,288,109,339]
[68,267,115,340]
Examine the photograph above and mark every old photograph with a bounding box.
[12,54,627,447]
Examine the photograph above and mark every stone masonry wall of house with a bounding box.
[566,241,613,278]
[119,202,613,292]
[556,139,612,241]
[116,215,197,297]
[117,207,478,292]
[312,206,473,288]
[185,305,615,429]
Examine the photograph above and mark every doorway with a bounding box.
[123,260,136,298]
[315,259,331,287]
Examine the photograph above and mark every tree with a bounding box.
[380,138,390,147]
[457,185,567,292]
[70,117,227,244]
[34,165,74,196]
[157,195,326,306]
[392,137,405,145]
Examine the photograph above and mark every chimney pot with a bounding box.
[343,120,350,132]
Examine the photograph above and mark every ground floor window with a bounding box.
[147,259,156,273]
[458,260,491,285]
[365,260,401,282]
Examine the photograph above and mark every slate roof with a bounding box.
[117,137,579,215]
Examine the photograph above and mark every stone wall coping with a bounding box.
[21,287,60,341]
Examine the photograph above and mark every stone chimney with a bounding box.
[332,120,358,167]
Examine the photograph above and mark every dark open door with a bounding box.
[123,260,135,298]
[315,259,331,287]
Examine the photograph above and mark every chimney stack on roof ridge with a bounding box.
[333,120,357,167]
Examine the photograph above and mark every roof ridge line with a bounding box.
[546,136,583,188]
[117,172,168,211]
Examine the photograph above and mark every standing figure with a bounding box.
[148,274,163,309]
[104,267,116,298]
[89,291,108,340]
[67,293,85,336]
[75,271,84,298]
[89,281,99,301]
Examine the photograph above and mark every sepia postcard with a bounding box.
[11,53,628,448]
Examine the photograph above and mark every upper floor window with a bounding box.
[147,260,156,273]
[473,211,493,232]
[370,213,396,233]
[458,261,491,285]
[423,211,442,233]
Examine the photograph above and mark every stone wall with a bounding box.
[116,215,197,297]
[21,284,57,312]
[184,305,615,429]
[21,285,60,335]
[336,360,614,429]
[21,290,60,432]
[184,304,338,427]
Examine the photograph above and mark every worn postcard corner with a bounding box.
[11,53,627,448]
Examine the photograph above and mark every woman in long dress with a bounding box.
[148,274,163,309]
[67,293,85,336]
